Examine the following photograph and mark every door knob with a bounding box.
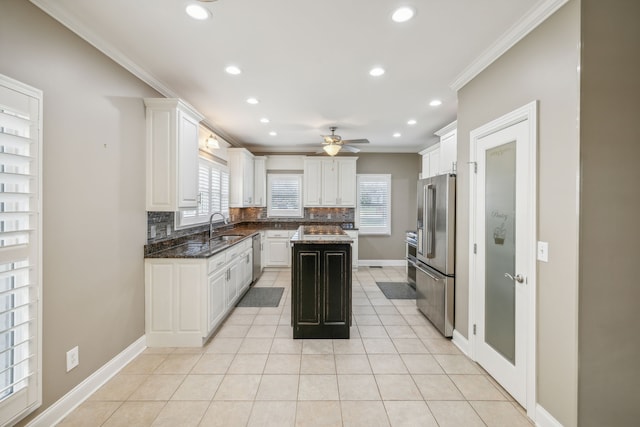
[504,273,525,283]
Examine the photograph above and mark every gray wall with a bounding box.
[578,1,640,425]
[356,154,420,261]
[0,1,158,422]
[457,2,581,425]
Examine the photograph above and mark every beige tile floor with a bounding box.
[58,267,533,427]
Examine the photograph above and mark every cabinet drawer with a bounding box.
[225,244,243,263]
[266,230,290,238]
[208,252,226,274]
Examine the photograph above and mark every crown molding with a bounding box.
[29,0,243,147]
[450,0,569,92]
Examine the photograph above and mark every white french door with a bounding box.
[469,102,536,414]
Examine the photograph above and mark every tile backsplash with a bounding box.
[147,207,355,244]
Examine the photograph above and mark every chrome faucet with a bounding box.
[209,212,228,240]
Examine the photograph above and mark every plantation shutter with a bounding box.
[178,158,229,227]
[267,174,302,217]
[357,174,391,235]
[0,75,42,425]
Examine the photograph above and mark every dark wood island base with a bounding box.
[290,226,353,339]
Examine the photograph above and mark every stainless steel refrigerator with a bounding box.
[416,174,455,337]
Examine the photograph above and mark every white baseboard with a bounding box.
[358,259,406,267]
[452,329,470,356]
[535,404,564,427]
[26,336,146,427]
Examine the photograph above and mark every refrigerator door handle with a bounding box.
[415,262,440,281]
[417,228,423,256]
[426,184,436,258]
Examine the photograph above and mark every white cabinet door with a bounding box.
[228,148,255,207]
[208,270,226,332]
[345,230,359,270]
[144,98,203,211]
[254,156,266,207]
[429,148,440,177]
[337,158,357,206]
[303,158,322,206]
[439,131,457,174]
[266,238,290,267]
[177,110,200,208]
[225,263,239,307]
[321,159,339,205]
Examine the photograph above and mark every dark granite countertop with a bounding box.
[145,222,358,259]
[290,225,353,244]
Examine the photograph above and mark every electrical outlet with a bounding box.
[310,213,314,219]
[66,346,79,372]
[150,225,156,239]
[166,224,171,236]
[327,213,332,219]
[537,241,549,262]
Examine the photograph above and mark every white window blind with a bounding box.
[179,157,229,228]
[357,174,391,235]
[0,75,42,425]
[267,174,302,218]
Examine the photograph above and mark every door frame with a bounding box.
[468,101,537,418]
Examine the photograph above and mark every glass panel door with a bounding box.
[484,141,516,364]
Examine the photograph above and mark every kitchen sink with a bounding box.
[211,234,244,242]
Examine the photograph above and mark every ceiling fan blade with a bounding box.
[341,145,361,153]
[341,138,369,144]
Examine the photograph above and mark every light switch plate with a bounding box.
[537,241,549,262]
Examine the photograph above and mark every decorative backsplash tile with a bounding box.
[147,207,355,244]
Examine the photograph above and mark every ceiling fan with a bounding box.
[318,127,370,156]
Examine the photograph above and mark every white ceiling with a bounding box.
[31,0,550,154]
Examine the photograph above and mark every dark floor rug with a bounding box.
[376,282,416,300]
[236,287,284,307]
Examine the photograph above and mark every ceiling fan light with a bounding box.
[206,134,219,149]
[323,143,341,156]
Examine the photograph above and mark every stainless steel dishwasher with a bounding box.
[252,233,262,284]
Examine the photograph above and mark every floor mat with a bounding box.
[375,282,416,300]
[236,287,284,307]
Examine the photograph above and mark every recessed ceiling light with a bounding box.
[369,67,385,77]
[260,118,270,124]
[392,7,415,23]
[407,119,417,125]
[225,65,241,75]
[246,97,259,105]
[269,131,277,136]
[429,99,442,107]
[185,4,210,20]
[393,133,401,138]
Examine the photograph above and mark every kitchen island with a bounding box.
[290,225,353,339]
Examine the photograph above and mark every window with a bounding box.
[178,157,229,228]
[0,74,42,425]
[357,174,391,235]
[267,173,302,218]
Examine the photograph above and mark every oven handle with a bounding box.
[415,262,440,282]
[407,258,417,267]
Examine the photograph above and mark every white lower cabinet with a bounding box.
[264,230,294,267]
[345,230,359,270]
[145,237,254,347]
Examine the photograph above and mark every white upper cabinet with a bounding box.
[304,157,357,207]
[228,147,255,207]
[419,121,457,178]
[144,98,204,211]
[436,121,457,175]
[419,144,440,179]
[253,156,267,207]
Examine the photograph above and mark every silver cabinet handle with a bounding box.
[415,263,440,281]
[505,273,525,283]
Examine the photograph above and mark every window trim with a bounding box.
[356,174,392,236]
[267,173,303,218]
